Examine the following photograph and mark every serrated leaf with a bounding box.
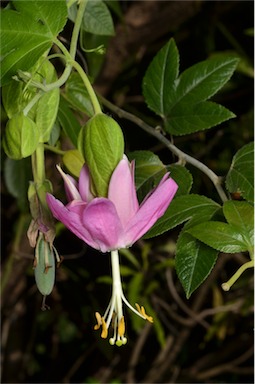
[144,194,221,239]
[169,55,239,110]
[165,101,235,135]
[64,72,94,117]
[167,164,193,196]
[223,200,254,255]
[223,200,254,231]
[143,38,179,117]
[57,96,81,146]
[176,232,218,298]
[4,157,32,212]
[1,0,67,85]
[226,142,254,203]
[187,221,249,253]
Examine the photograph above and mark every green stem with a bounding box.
[70,59,102,114]
[99,96,228,203]
[23,92,43,116]
[44,144,66,156]
[221,260,254,291]
[32,143,45,184]
[69,0,88,59]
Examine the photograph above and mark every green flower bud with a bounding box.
[3,113,40,159]
[78,113,124,197]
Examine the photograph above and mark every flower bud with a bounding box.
[78,113,124,197]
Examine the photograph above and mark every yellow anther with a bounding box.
[101,317,108,339]
[94,312,102,330]
[118,316,125,337]
[135,303,153,323]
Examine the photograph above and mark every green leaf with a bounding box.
[187,221,250,253]
[143,38,179,117]
[69,0,114,36]
[78,114,124,197]
[223,200,254,232]
[167,164,193,196]
[223,200,254,254]
[128,150,166,189]
[29,59,60,142]
[57,96,81,147]
[165,101,235,135]
[1,0,67,85]
[169,55,239,110]
[4,157,32,212]
[226,142,254,203]
[176,232,218,298]
[144,194,221,239]
[64,72,94,117]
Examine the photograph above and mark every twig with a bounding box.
[100,96,228,203]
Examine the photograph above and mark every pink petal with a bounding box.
[82,198,123,252]
[108,157,139,227]
[78,164,94,202]
[123,177,178,246]
[56,165,81,201]
[46,194,99,250]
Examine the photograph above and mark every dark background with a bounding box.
[1,1,254,383]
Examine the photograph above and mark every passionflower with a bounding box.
[46,155,178,345]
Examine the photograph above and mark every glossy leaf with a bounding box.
[176,232,218,298]
[143,38,179,117]
[223,200,254,232]
[226,142,254,203]
[64,72,94,117]
[4,157,32,212]
[167,164,193,196]
[165,101,235,135]
[142,38,239,136]
[1,0,67,85]
[187,221,250,253]
[57,96,81,146]
[128,150,166,190]
[144,194,221,239]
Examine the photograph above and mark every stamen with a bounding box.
[101,317,108,339]
[94,312,102,330]
[135,303,153,323]
[118,316,125,337]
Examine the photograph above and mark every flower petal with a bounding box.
[123,177,178,246]
[56,165,81,201]
[78,164,94,202]
[83,198,123,252]
[46,194,99,250]
[108,157,139,227]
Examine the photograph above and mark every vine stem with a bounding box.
[31,143,45,184]
[99,96,228,203]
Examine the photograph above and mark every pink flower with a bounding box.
[46,156,178,253]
